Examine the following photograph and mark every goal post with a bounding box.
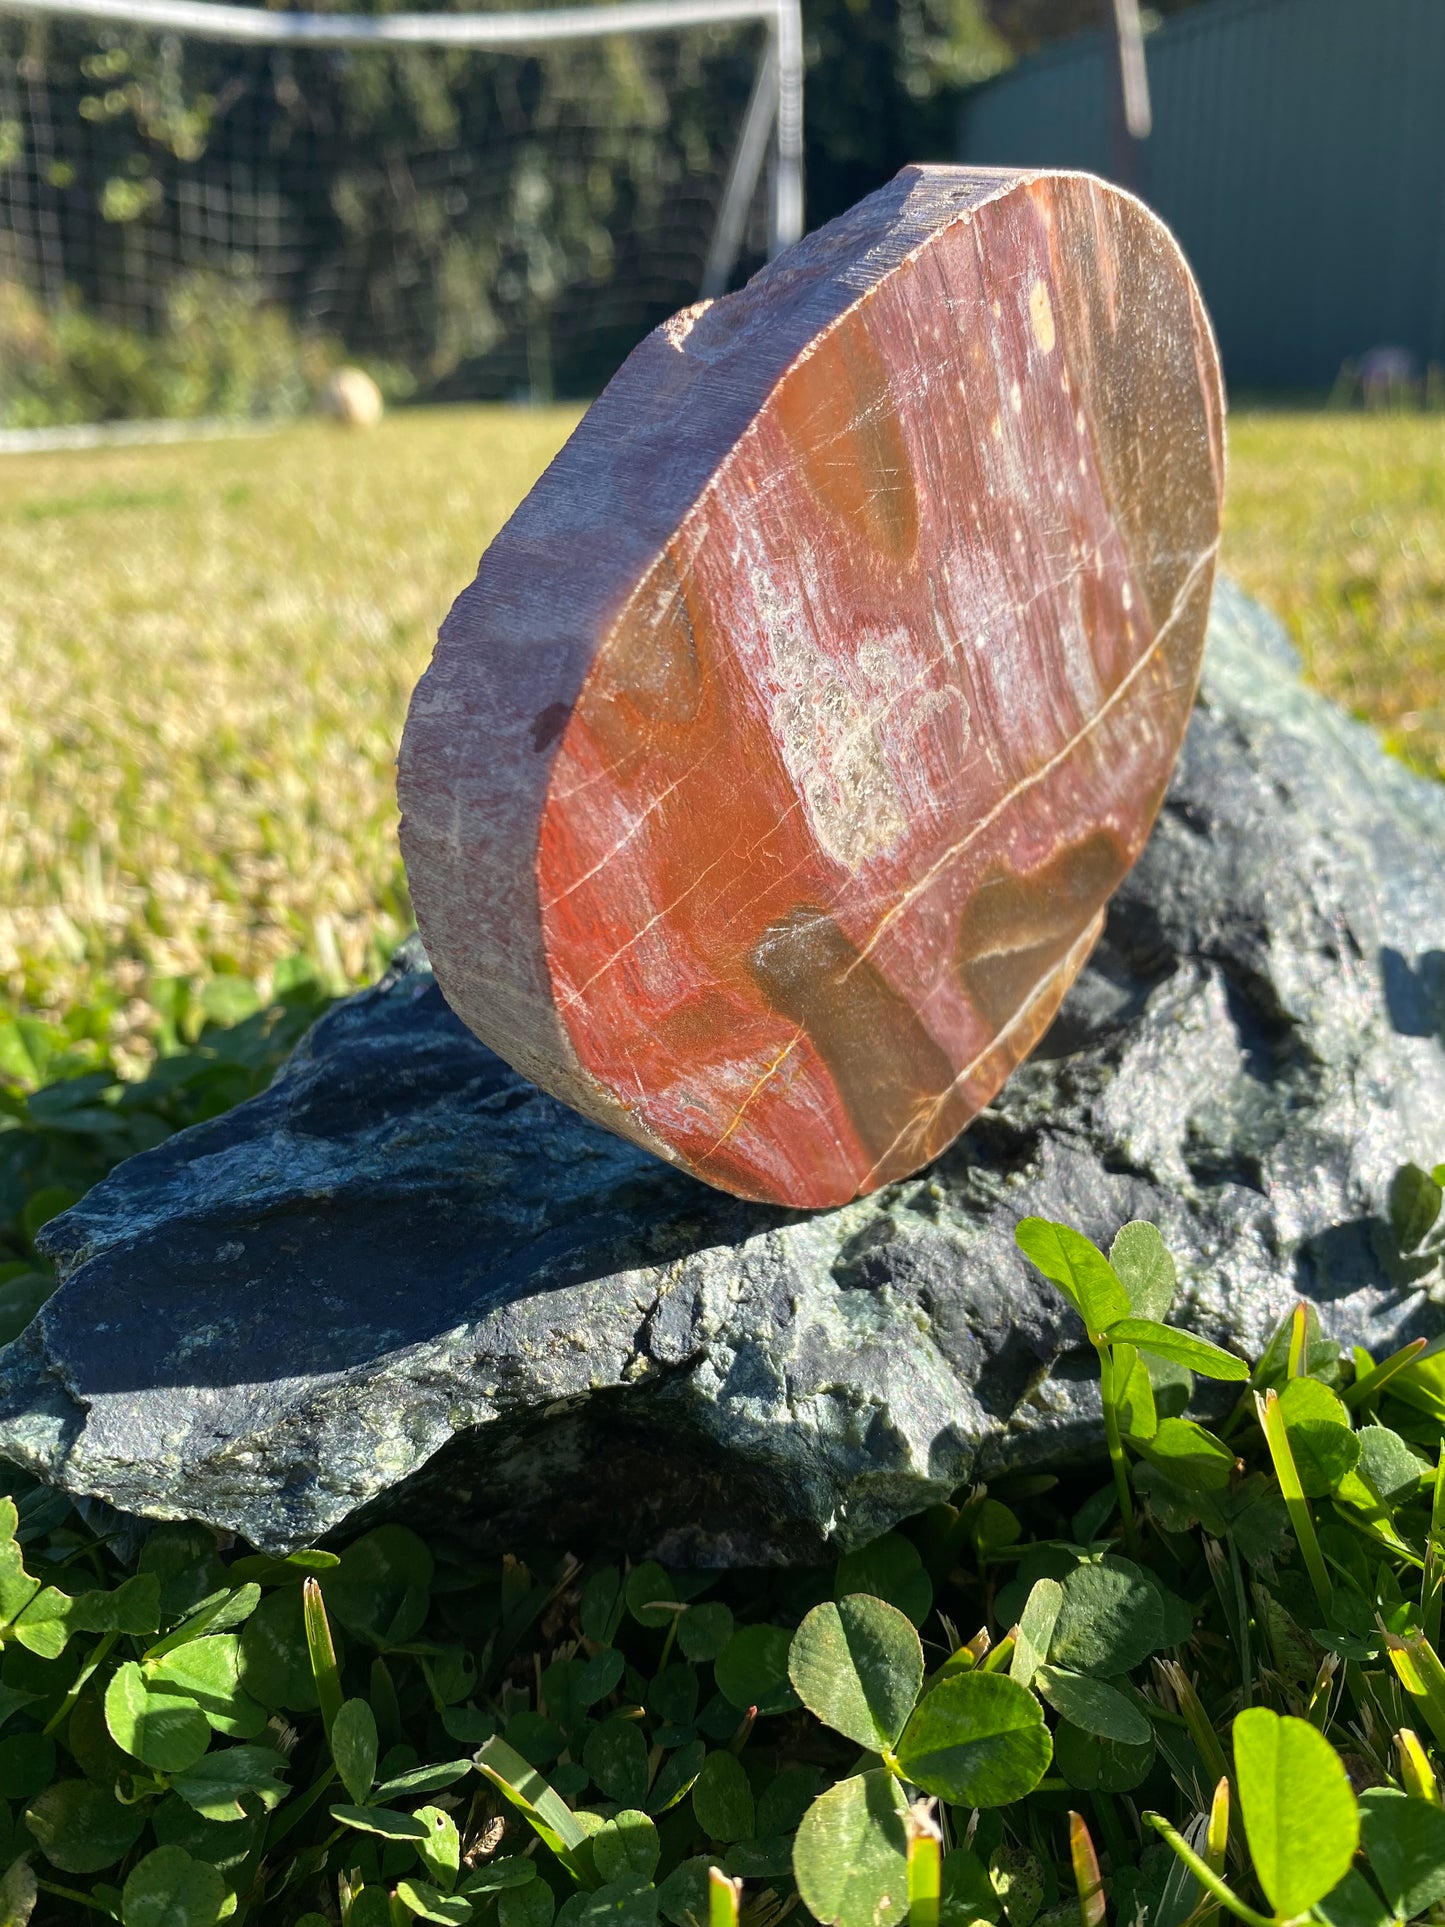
[0,0,804,423]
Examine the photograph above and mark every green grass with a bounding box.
[1224,410,1445,775]
[0,405,581,1070]
[1,402,1442,1071]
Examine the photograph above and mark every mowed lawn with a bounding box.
[1,403,1443,1062]
[0,406,581,1065]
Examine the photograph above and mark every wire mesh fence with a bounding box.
[0,0,786,423]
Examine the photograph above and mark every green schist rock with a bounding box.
[3,580,1445,1558]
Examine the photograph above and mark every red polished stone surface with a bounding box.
[398,164,1224,1208]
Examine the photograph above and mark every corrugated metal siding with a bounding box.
[957,0,1445,389]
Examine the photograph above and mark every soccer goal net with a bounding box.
[0,0,802,426]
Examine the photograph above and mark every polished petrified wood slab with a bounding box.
[399,163,1224,1209]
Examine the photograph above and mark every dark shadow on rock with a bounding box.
[33,974,787,1401]
[1382,945,1445,1041]
[334,1374,817,1566]
[1295,1214,1443,1317]
[1033,876,1185,1062]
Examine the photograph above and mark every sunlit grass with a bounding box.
[2,401,1442,1063]
[0,405,580,1065]
[1223,409,1445,775]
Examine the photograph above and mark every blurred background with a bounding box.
[4,0,1441,423]
[959,0,1445,400]
[0,0,1003,424]
[0,0,1441,1084]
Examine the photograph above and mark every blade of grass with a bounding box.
[907,1800,942,1927]
[1305,1653,1341,1731]
[1068,1812,1105,1927]
[143,1583,260,1661]
[474,1734,589,1882]
[1345,1336,1429,1411]
[303,1576,343,1743]
[978,1633,1017,1674]
[1098,1343,1140,1557]
[1142,1814,1272,1927]
[727,1706,757,1755]
[1330,1495,1424,1569]
[1203,1538,1253,1710]
[709,1868,743,1927]
[1426,1451,1445,1648]
[264,1762,340,1854]
[1200,1777,1229,1927]
[1287,1302,1309,1380]
[1256,1390,1333,1618]
[1226,1537,1254,1712]
[1088,1791,1129,1877]
[479,1552,581,1693]
[932,1635,987,1683]
[1385,1632,1445,1755]
[1154,1659,1231,1791]
[42,1630,117,1737]
[1153,1658,1245,1870]
[1395,1728,1441,1804]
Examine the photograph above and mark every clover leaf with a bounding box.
[789,1595,923,1753]
[1048,1559,1163,1676]
[1276,1377,1360,1497]
[792,1769,909,1927]
[1008,1579,1062,1689]
[693,1749,755,1843]
[1110,1221,1177,1320]
[1032,1665,1150,1745]
[121,1844,226,1927]
[104,1661,211,1774]
[24,1778,144,1874]
[714,1624,797,1716]
[594,1809,661,1885]
[1358,1787,1445,1922]
[330,1695,378,1804]
[1105,1318,1249,1381]
[1232,1706,1358,1919]
[1390,1162,1443,1253]
[1015,1219,1130,1339]
[895,1673,1051,1808]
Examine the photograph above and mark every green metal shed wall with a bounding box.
[956,0,1445,390]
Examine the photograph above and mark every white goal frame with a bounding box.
[0,0,804,305]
